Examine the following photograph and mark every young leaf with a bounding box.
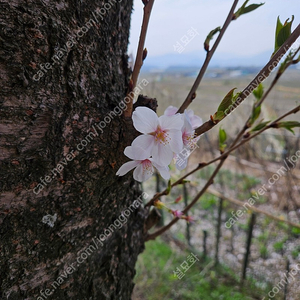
[276,121,300,134]
[253,83,264,101]
[233,0,264,20]
[250,120,270,132]
[273,16,294,55]
[217,88,237,113]
[250,105,261,126]
[219,127,227,145]
[204,26,221,52]
[219,127,227,153]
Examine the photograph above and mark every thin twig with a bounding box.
[144,105,300,208]
[206,188,300,229]
[144,105,300,209]
[194,23,300,137]
[145,105,300,240]
[146,158,226,240]
[229,45,300,145]
[177,0,240,114]
[124,0,155,117]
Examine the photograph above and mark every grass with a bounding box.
[133,238,273,300]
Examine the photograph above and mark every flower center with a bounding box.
[152,126,170,145]
[182,132,193,146]
[142,159,153,174]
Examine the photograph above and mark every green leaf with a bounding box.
[251,120,270,132]
[253,83,264,101]
[234,1,264,19]
[217,88,236,113]
[277,121,300,134]
[219,127,227,145]
[275,16,284,46]
[242,3,264,14]
[273,16,294,55]
[219,127,227,153]
[204,26,221,51]
[250,105,261,125]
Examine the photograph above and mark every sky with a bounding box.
[129,0,300,58]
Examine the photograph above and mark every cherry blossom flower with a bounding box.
[132,107,184,166]
[171,210,184,218]
[116,145,170,182]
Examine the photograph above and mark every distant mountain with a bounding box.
[142,50,272,71]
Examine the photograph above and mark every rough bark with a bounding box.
[0,1,147,299]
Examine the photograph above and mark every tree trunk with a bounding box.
[0,1,147,299]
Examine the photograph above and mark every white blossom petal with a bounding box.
[133,161,154,182]
[164,106,178,116]
[168,130,184,153]
[159,114,184,131]
[182,111,193,135]
[151,142,174,166]
[116,161,140,176]
[131,135,154,156]
[132,107,159,134]
[190,115,203,129]
[152,161,170,180]
[124,145,150,160]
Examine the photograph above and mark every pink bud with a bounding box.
[174,195,182,203]
[172,210,184,218]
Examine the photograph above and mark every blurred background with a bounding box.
[129,1,300,299]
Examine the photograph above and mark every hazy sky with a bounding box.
[129,0,300,57]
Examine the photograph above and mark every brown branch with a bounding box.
[177,0,240,114]
[123,0,155,117]
[194,22,300,137]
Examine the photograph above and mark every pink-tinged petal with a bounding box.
[168,130,183,153]
[186,109,202,129]
[158,114,184,131]
[186,109,195,118]
[182,111,193,134]
[131,135,154,156]
[164,106,178,116]
[133,160,154,182]
[151,142,174,166]
[190,115,202,129]
[116,161,140,176]
[124,144,150,160]
[132,107,159,134]
[152,161,170,180]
